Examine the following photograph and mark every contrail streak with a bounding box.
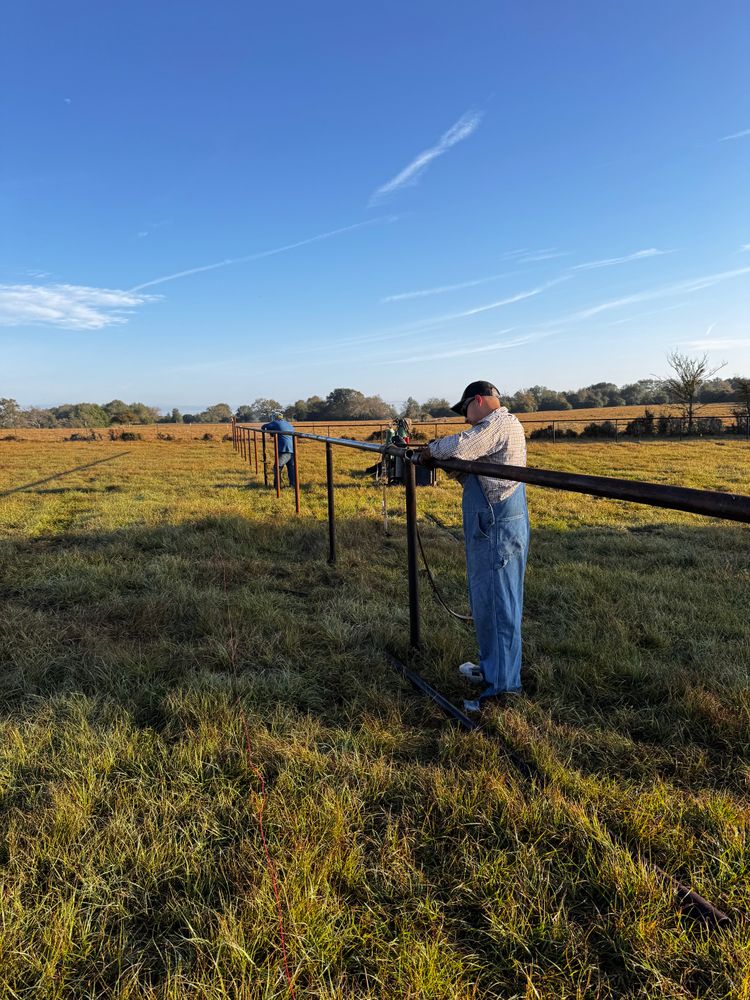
[129,216,397,291]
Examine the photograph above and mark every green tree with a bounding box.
[284,400,308,420]
[250,398,283,421]
[128,402,160,424]
[235,405,255,422]
[201,403,233,423]
[401,397,422,420]
[358,395,396,420]
[51,403,109,427]
[422,397,454,418]
[303,396,326,420]
[0,398,21,427]
[323,388,366,420]
[508,390,537,413]
[537,390,572,411]
[103,399,134,423]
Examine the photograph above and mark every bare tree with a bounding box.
[658,352,726,433]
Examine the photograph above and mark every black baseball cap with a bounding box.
[451,380,501,416]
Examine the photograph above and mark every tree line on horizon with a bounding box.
[1,371,748,429]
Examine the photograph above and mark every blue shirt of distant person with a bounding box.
[260,415,296,488]
[420,381,529,714]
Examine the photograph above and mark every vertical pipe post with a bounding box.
[241,428,246,461]
[273,434,280,498]
[232,418,236,450]
[326,442,336,564]
[262,432,268,487]
[404,460,421,651]
[253,430,259,475]
[552,421,557,445]
[614,419,619,444]
[292,435,300,515]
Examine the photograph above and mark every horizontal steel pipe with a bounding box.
[410,454,750,524]
[238,427,750,524]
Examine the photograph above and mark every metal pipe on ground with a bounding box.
[383,652,733,929]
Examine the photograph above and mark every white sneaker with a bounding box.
[458,662,484,685]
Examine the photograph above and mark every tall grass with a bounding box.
[0,438,748,997]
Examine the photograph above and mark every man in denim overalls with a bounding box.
[421,381,529,713]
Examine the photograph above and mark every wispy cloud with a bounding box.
[683,337,750,350]
[0,283,158,330]
[130,216,395,291]
[497,248,569,263]
[382,250,568,303]
[369,110,482,205]
[571,248,673,271]
[740,244,750,252]
[137,220,171,239]
[382,270,516,303]
[382,329,556,365]
[549,266,750,326]
[433,277,566,323]
[719,128,750,141]
[518,249,569,263]
[681,322,746,352]
[607,302,690,327]
[332,276,566,353]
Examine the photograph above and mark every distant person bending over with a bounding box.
[419,381,529,713]
[261,413,296,488]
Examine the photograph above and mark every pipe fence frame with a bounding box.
[232,420,750,654]
[232,411,750,445]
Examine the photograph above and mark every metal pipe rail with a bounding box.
[230,418,746,930]
[237,424,750,524]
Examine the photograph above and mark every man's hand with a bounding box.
[416,447,436,468]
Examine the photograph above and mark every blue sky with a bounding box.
[2,0,748,410]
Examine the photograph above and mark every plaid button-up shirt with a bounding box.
[428,407,527,503]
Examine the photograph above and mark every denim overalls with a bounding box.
[462,473,530,702]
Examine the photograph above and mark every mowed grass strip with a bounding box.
[0,438,748,999]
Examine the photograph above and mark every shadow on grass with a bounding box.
[1,512,748,996]
[1,512,748,791]
[0,452,129,497]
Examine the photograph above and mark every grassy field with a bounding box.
[3,401,741,444]
[0,435,749,998]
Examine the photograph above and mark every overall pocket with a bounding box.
[473,509,494,541]
[494,514,528,563]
